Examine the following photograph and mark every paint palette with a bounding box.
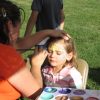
[40,93,54,100]
[70,96,84,100]
[38,87,71,100]
[55,95,68,100]
[44,87,57,93]
[59,88,71,94]
[86,97,99,100]
[37,87,100,100]
[73,89,86,95]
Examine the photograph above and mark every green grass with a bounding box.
[63,0,100,89]
[10,0,100,91]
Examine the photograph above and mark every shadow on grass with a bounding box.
[89,67,100,84]
[87,67,100,89]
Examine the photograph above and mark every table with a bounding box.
[37,87,100,100]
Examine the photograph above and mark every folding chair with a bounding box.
[76,58,89,89]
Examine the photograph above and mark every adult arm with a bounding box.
[8,66,42,99]
[24,0,42,37]
[30,49,48,87]
[59,9,65,30]
[24,11,38,37]
[15,30,68,49]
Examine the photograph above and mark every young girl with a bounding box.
[42,37,82,89]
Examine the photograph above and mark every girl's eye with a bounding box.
[48,50,52,53]
[57,52,62,55]
[48,50,62,55]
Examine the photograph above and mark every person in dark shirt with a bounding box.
[24,0,65,48]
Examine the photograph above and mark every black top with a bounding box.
[31,0,63,31]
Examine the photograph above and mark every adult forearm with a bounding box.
[16,29,68,49]
[24,11,38,37]
[31,67,43,88]
[30,49,48,88]
[59,9,65,30]
[59,21,65,30]
[24,17,35,37]
[16,30,49,49]
[28,88,42,100]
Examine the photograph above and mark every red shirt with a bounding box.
[0,44,25,100]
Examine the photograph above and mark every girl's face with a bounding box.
[48,42,71,67]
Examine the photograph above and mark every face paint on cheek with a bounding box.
[59,54,67,61]
[48,43,67,62]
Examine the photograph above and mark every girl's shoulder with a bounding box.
[70,67,80,73]
[42,65,52,72]
[70,67,82,78]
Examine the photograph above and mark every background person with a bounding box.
[24,0,65,48]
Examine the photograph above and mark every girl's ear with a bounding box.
[66,52,73,61]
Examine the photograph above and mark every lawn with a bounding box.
[10,0,100,90]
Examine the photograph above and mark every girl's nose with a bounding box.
[50,52,56,57]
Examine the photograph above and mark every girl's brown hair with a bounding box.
[46,36,77,67]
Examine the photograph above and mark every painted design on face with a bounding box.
[48,43,67,62]
[48,43,59,52]
[48,43,66,52]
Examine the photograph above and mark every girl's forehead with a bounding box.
[48,42,65,51]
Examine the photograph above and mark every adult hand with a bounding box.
[48,29,71,40]
[31,48,48,68]
[60,30,71,40]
